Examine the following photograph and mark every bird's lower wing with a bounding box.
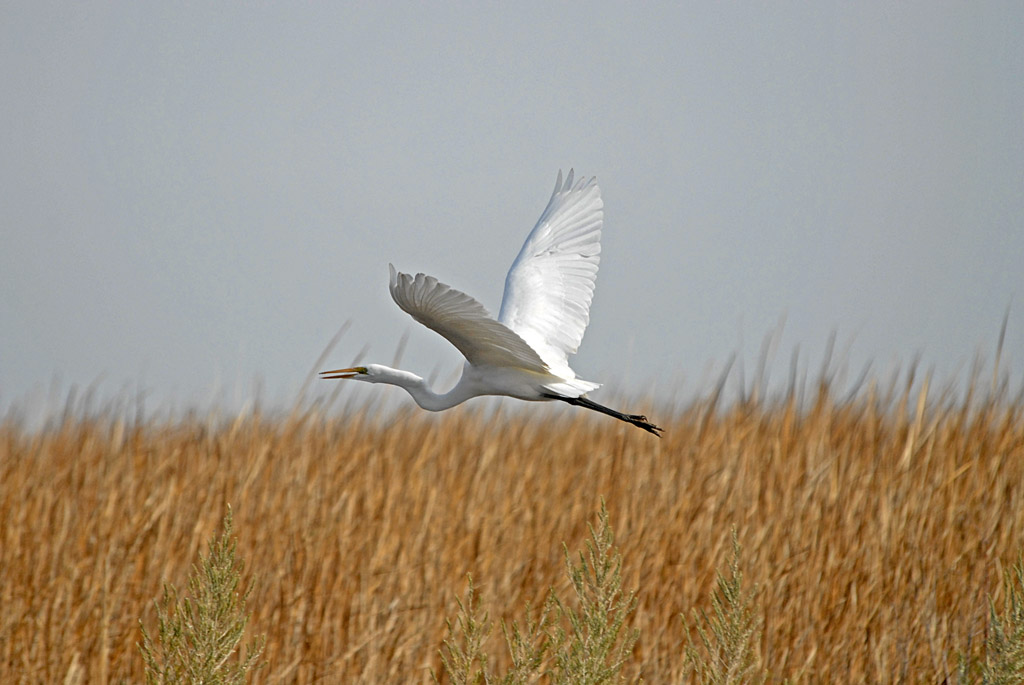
[389,264,550,373]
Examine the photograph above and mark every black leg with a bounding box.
[544,394,664,437]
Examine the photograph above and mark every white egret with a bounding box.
[321,170,662,436]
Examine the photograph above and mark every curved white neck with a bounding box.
[373,367,476,411]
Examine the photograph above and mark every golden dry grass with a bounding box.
[2,375,1023,683]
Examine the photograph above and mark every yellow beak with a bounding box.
[319,367,365,380]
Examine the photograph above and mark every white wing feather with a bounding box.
[388,264,550,373]
[498,170,602,375]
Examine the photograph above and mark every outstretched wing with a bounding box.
[388,264,550,373]
[497,170,602,375]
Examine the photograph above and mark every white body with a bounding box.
[320,171,663,435]
[368,169,604,409]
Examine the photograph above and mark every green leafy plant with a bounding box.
[553,501,639,684]
[437,501,639,684]
[957,553,1024,684]
[139,507,265,684]
[437,576,495,685]
[683,528,765,685]
[502,593,561,684]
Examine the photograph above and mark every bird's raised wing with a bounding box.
[498,170,602,374]
[389,264,550,373]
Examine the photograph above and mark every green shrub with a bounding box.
[139,507,265,684]
[683,529,766,684]
[437,501,639,684]
[958,553,1024,684]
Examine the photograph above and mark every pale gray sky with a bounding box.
[2,3,1022,417]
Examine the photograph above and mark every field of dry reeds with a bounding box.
[2,368,1023,683]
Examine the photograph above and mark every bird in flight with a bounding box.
[321,170,662,436]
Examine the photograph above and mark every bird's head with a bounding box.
[319,363,415,386]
